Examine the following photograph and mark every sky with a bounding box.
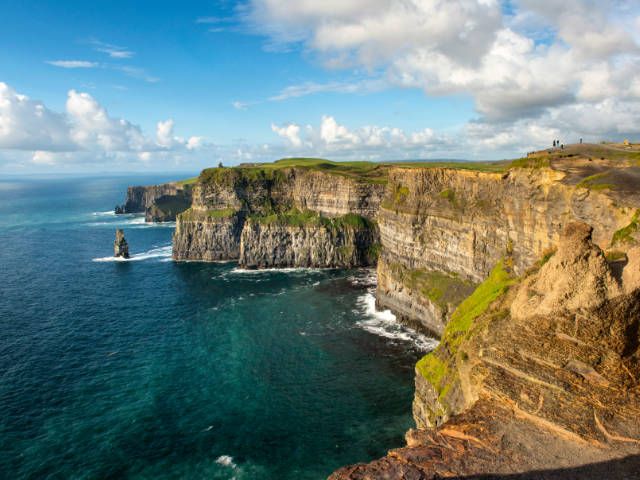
[1,0,639,173]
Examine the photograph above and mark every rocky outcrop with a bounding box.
[116,182,193,221]
[331,223,640,479]
[145,191,192,222]
[239,217,379,269]
[172,167,384,264]
[172,210,244,261]
[114,229,129,258]
[376,260,476,336]
[375,166,633,331]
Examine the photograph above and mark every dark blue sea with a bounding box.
[0,175,435,479]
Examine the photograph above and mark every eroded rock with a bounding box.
[113,229,129,259]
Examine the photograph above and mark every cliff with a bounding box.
[119,145,640,478]
[331,222,640,479]
[172,163,384,267]
[116,181,193,222]
[374,161,633,334]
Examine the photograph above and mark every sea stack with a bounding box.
[114,229,130,259]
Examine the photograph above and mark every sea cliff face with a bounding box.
[374,165,632,332]
[172,167,384,267]
[332,223,640,479]
[239,217,379,269]
[116,182,193,222]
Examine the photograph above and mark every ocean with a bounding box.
[0,175,436,479]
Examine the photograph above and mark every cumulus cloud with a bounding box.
[271,109,640,160]
[247,0,640,132]
[271,115,455,158]
[0,82,74,151]
[271,123,303,147]
[0,82,205,168]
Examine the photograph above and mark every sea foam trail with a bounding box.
[92,245,173,263]
[230,266,331,274]
[88,213,175,228]
[355,292,439,351]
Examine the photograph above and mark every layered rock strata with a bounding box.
[172,167,384,267]
[331,223,640,479]
[116,182,193,221]
[375,166,632,332]
[239,218,379,269]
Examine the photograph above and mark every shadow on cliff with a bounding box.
[462,455,640,480]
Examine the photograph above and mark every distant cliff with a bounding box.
[116,181,193,222]
[172,165,384,268]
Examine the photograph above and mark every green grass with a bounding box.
[205,208,237,219]
[576,172,615,190]
[443,261,514,344]
[179,208,237,220]
[605,250,628,262]
[416,261,515,381]
[251,208,375,230]
[176,176,198,185]
[390,160,510,173]
[210,158,390,184]
[439,188,458,207]
[197,157,522,188]
[612,210,640,246]
[509,156,551,169]
[391,263,476,311]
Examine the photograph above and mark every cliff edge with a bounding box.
[330,222,640,479]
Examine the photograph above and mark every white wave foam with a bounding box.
[356,292,438,351]
[88,215,176,228]
[92,210,117,216]
[230,266,325,274]
[92,245,173,263]
[215,455,236,469]
[347,269,377,287]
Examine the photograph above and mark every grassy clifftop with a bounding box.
[187,142,640,188]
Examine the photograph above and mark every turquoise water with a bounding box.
[0,176,434,479]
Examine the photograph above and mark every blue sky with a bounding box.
[0,0,639,172]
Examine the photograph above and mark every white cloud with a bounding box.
[269,78,387,101]
[186,136,203,150]
[91,39,135,59]
[0,82,207,169]
[247,0,640,129]
[0,82,73,151]
[272,115,452,156]
[271,123,303,147]
[156,119,176,148]
[31,150,57,165]
[232,100,249,110]
[46,60,99,69]
[115,66,159,83]
[66,89,148,151]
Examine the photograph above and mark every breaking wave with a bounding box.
[92,245,173,263]
[355,292,438,351]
